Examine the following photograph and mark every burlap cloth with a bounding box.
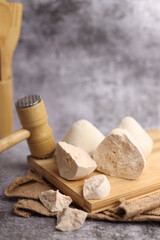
[5,170,160,222]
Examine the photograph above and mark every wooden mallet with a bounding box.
[0,95,56,158]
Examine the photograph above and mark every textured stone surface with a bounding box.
[1,0,160,239]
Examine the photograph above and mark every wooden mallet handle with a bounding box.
[0,128,30,152]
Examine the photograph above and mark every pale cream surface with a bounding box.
[83,174,110,200]
[39,190,72,212]
[62,119,105,156]
[118,116,153,158]
[56,141,97,180]
[93,128,145,180]
[56,207,87,232]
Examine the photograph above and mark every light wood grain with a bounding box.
[0,128,30,152]
[0,2,23,139]
[5,3,23,79]
[16,99,56,158]
[28,129,160,213]
[0,1,11,80]
[0,99,56,158]
[0,79,13,138]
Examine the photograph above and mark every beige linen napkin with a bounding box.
[5,170,160,222]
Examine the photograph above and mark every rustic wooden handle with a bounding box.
[0,128,30,152]
[0,79,13,139]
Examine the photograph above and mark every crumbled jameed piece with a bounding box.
[83,174,110,200]
[39,190,72,212]
[56,207,87,232]
[118,116,153,158]
[56,141,97,180]
[62,119,105,156]
[93,128,146,180]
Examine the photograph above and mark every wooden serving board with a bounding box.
[28,129,160,213]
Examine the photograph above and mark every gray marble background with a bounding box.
[1,0,160,239]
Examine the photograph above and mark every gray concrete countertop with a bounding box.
[1,0,160,239]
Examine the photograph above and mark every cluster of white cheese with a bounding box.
[55,117,153,200]
[39,117,153,232]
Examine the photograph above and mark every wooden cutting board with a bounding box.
[28,129,160,213]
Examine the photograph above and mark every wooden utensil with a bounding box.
[0,2,11,80]
[0,77,13,138]
[0,95,56,158]
[28,129,160,213]
[5,2,23,79]
[0,2,12,138]
[0,2,23,139]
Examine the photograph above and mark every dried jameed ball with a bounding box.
[62,119,105,156]
[56,141,97,180]
[93,128,146,180]
[56,207,87,232]
[39,190,72,212]
[83,174,110,200]
[118,116,153,158]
